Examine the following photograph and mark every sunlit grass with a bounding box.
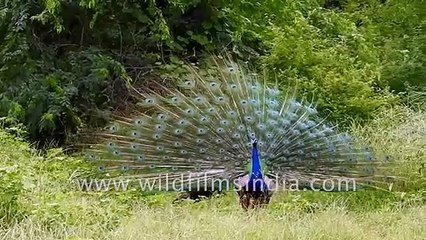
[351,105,426,191]
[1,199,425,240]
[115,203,425,240]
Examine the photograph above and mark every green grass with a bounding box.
[0,105,425,239]
[351,105,426,191]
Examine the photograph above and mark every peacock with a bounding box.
[83,55,395,210]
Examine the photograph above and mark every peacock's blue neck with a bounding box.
[248,142,267,191]
[250,143,262,178]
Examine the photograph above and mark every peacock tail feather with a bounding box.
[82,55,396,205]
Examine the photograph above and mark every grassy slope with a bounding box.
[0,106,425,240]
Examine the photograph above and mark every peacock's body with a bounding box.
[84,55,394,210]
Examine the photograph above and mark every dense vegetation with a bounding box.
[0,0,424,146]
[0,0,425,239]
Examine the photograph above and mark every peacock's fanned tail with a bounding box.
[83,55,396,199]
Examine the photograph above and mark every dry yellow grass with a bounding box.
[117,205,426,240]
[1,203,425,240]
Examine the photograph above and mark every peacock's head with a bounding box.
[251,138,258,147]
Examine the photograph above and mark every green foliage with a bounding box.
[221,0,424,123]
[250,0,423,123]
[0,0,237,144]
[0,149,25,223]
[0,0,424,142]
[0,130,38,223]
[0,129,137,228]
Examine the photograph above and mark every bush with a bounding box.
[0,129,134,228]
[0,131,30,223]
[0,0,424,144]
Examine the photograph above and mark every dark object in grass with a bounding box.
[323,0,344,9]
[173,190,224,203]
